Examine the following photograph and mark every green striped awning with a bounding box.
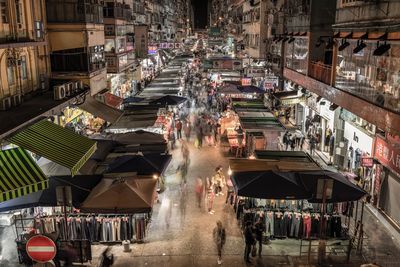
[0,148,48,202]
[8,120,97,176]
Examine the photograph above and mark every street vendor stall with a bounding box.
[228,154,367,264]
[232,98,266,110]
[237,112,285,153]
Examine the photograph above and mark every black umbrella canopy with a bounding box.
[149,95,187,106]
[238,86,265,94]
[231,171,311,200]
[297,171,367,203]
[0,175,103,212]
[105,154,172,176]
[122,96,145,104]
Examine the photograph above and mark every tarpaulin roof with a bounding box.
[230,158,367,202]
[105,153,172,176]
[150,95,187,106]
[297,171,367,203]
[110,130,166,145]
[238,86,265,94]
[218,84,241,94]
[79,96,123,123]
[231,171,311,200]
[80,177,157,214]
[122,96,145,104]
[255,150,314,162]
[8,120,97,176]
[106,113,157,131]
[229,159,321,173]
[0,148,48,202]
[0,175,102,212]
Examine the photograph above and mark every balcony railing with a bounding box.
[309,61,332,86]
[0,30,44,44]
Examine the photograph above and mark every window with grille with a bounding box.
[0,0,8,23]
[21,56,27,80]
[15,0,23,24]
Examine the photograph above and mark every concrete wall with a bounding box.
[47,24,105,51]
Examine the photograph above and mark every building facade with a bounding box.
[0,0,48,109]
[46,0,107,96]
[278,0,400,228]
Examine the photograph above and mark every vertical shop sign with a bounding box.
[374,135,400,174]
[374,164,383,203]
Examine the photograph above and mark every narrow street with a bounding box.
[87,72,400,267]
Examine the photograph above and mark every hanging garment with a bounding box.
[311,215,320,238]
[290,213,301,238]
[303,215,312,239]
[265,212,274,236]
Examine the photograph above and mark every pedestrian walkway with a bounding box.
[88,74,400,267]
[87,135,399,267]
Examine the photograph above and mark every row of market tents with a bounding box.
[0,54,191,214]
[0,123,172,214]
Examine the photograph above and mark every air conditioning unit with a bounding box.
[65,82,74,96]
[0,97,12,111]
[54,85,66,100]
[12,94,22,106]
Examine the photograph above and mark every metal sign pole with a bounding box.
[318,179,328,265]
[63,187,68,240]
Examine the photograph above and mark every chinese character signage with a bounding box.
[374,135,400,174]
[263,76,278,90]
[241,78,252,86]
[361,157,374,167]
[148,45,157,55]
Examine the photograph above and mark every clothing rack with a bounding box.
[34,213,151,243]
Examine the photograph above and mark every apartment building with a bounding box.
[0,0,48,107]
[103,0,137,98]
[46,0,107,96]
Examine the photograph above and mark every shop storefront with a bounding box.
[107,73,132,99]
[302,92,337,161]
[372,134,400,227]
[342,120,374,189]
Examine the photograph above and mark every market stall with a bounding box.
[228,154,367,262]
[232,98,266,110]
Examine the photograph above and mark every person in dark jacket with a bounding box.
[244,221,255,263]
[254,217,265,257]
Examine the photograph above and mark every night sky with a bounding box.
[192,0,208,29]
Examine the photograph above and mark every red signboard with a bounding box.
[26,235,57,263]
[374,135,400,174]
[241,78,252,86]
[105,93,123,108]
[361,157,374,167]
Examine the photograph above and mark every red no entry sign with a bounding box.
[26,235,57,263]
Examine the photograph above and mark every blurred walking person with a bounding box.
[205,177,215,214]
[244,221,255,263]
[176,119,183,140]
[183,119,192,141]
[213,220,226,265]
[195,177,204,209]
